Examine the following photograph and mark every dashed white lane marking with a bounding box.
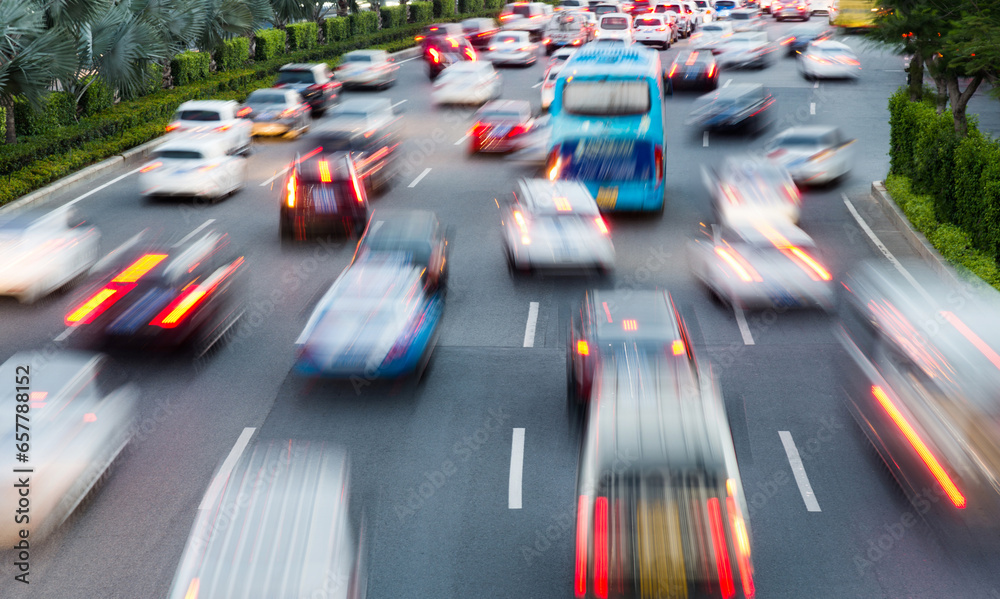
[175,219,216,246]
[66,167,143,207]
[509,428,525,509]
[454,134,470,146]
[703,131,710,147]
[531,81,544,89]
[779,431,822,512]
[199,427,256,510]
[260,166,291,187]
[723,78,732,88]
[392,100,408,108]
[734,306,754,345]
[408,168,432,188]
[523,301,540,347]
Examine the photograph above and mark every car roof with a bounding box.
[726,220,816,248]
[810,40,853,51]
[332,260,424,300]
[589,289,681,344]
[517,178,597,214]
[363,210,439,243]
[176,100,235,111]
[599,11,630,18]
[280,62,324,71]
[294,152,353,182]
[496,29,530,37]
[479,99,531,114]
[155,135,230,155]
[673,49,715,62]
[446,61,491,72]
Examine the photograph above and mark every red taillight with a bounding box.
[165,123,179,132]
[352,175,364,203]
[726,492,755,598]
[318,160,332,183]
[280,108,295,118]
[671,339,685,355]
[140,161,163,173]
[547,146,562,181]
[113,254,168,283]
[577,340,589,355]
[508,124,530,137]
[594,217,609,235]
[872,385,966,509]
[236,106,251,117]
[574,495,590,597]
[668,63,678,77]
[786,247,832,281]
[464,47,477,61]
[470,122,489,137]
[593,496,609,598]
[715,247,761,283]
[215,123,232,132]
[654,144,663,186]
[707,63,717,77]
[780,36,795,45]
[415,35,425,41]
[286,172,297,208]
[708,497,736,599]
[429,48,442,63]
[66,253,168,326]
[543,38,551,44]
[151,257,245,328]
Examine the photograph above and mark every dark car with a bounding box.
[64,229,247,354]
[280,151,370,240]
[684,83,775,133]
[462,17,500,49]
[468,99,536,153]
[311,98,402,195]
[777,23,834,54]
[666,49,719,92]
[274,63,341,115]
[568,288,694,404]
[352,209,452,291]
[423,32,478,80]
[416,22,465,52]
[628,0,653,15]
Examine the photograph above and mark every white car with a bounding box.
[166,100,252,156]
[655,2,692,37]
[701,155,801,226]
[715,31,774,68]
[691,21,733,52]
[432,62,503,106]
[633,14,673,49]
[692,0,714,22]
[489,30,538,66]
[541,62,565,110]
[729,8,765,31]
[765,125,856,186]
[335,49,398,88]
[138,135,248,201]
[0,352,137,546]
[547,46,578,68]
[502,178,615,274]
[799,40,862,79]
[0,207,100,303]
[595,13,634,44]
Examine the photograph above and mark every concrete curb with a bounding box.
[869,180,967,288]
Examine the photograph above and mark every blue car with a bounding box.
[294,258,443,379]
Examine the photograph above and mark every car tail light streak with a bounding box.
[151,257,245,328]
[707,63,717,77]
[594,496,609,598]
[707,497,736,599]
[236,106,252,117]
[672,339,685,355]
[286,172,297,208]
[654,145,663,186]
[508,124,530,137]
[780,36,795,45]
[668,63,678,77]
[429,48,442,63]
[872,385,967,509]
[66,253,168,325]
[513,210,531,245]
[786,247,832,281]
[595,217,609,235]
[464,47,477,61]
[715,247,762,283]
[214,123,232,132]
[352,175,364,203]
[140,161,163,173]
[166,122,180,132]
[577,340,590,355]
[280,108,295,118]
[575,495,590,597]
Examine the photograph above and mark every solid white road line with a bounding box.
[260,166,291,187]
[509,428,525,509]
[454,134,470,146]
[523,301,540,347]
[54,328,74,343]
[408,167,432,188]
[779,431,822,512]
[842,195,932,301]
[175,219,216,247]
[391,100,408,109]
[531,81,544,89]
[809,102,816,115]
[734,306,754,345]
[723,79,732,88]
[199,427,256,510]
[66,167,143,208]
[397,57,419,64]
[703,131,709,147]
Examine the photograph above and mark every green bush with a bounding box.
[215,37,250,72]
[459,0,484,12]
[80,76,113,117]
[483,0,504,8]
[433,0,455,18]
[170,50,211,87]
[887,88,921,179]
[952,130,1000,259]
[381,5,407,29]
[12,92,76,138]
[325,17,350,42]
[910,106,959,223]
[255,28,287,61]
[0,107,6,142]
[286,22,319,51]
[350,11,379,36]
[409,1,434,22]
[885,173,938,236]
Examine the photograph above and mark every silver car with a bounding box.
[312,98,402,152]
[765,125,855,186]
[701,154,801,226]
[489,30,538,66]
[241,88,311,137]
[335,49,398,88]
[501,178,615,274]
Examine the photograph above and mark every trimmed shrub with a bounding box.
[12,92,76,138]
[349,11,380,36]
[952,131,1000,259]
[459,0,484,12]
[910,105,959,223]
[80,76,113,117]
[215,37,251,72]
[381,5,407,29]
[286,22,319,51]
[885,173,937,236]
[255,28,287,61]
[887,88,921,179]
[433,0,455,18]
[409,1,434,22]
[0,107,6,142]
[170,50,211,87]
[325,17,350,42]
[483,0,504,8]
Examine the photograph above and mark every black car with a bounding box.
[777,24,835,55]
[462,17,500,50]
[352,209,452,291]
[666,49,719,92]
[423,33,478,80]
[568,288,693,404]
[311,98,402,196]
[64,229,247,354]
[416,22,464,52]
[684,82,775,133]
[280,151,370,240]
[274,63,341,115]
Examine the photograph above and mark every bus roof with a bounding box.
[562,45,661,77]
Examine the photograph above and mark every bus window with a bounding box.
[563,80,651,116]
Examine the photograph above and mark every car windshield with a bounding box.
[634,17,661,26]
[715,0,735,7]
[154,150,204,160]
[601,17,629,29]
[557,138,654,183]
[330,110,370,120]
[344,54,374,62]
[495,33,523,43]
[277,70,317,84]
[731,12,750,19]
[563,80,650,116]
[247,92,288,104]
[178,110,221,122]
[511,4,532,17]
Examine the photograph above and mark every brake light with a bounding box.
[654,144,663,186]
[465,47,477,61]
[543,38,551,44]
[707,63,717,77]
[429,48,442,63]
[787,247,832,281]
[708,497,736,599]
[726,491,755,598]
[280,108,295,118]
[113,254,168,283]
[447,37,459,48]
[151,257,245,328]
[66,253,168,325]
[574,495,589,597]
[470,122,489,137]
[715,247,761,283]
[672,339,685,355]
[215,123,232,132]
[781,36,795,45]
[577,340,589,355]
[622,319,637,331]
[593,496,609,598]
[318,160,332,183]
[668,63,678,77]
[513,210,530,245]
[286,172,296,208]
[872,385,966,508]
[352,175,364,203]
[166,123,179,132]
[236,106,251,117]
[547,148,562,181]
[140,161,163,173]
[508,124,530,137]
[415,35,426,41]
[594,217,609,235]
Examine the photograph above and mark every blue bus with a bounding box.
[547,45,666,213]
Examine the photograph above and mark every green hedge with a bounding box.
[80,76,114,117]
[350,11,379,36]
[255,28,287,61]
[953,130,1000,260]
[459,0,484,13]
[326,17,350,42]
[484,0,503,8]
[433,0,456,18]
[287,22,319,50]
[13,92,76,137]
[381,6,407,29]
[0,107,6,142]
[170,50,211,87]
[409,1,434,22]
[215,37,251,72]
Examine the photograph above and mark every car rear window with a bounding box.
[715,0,735,7]
[247,92,288,104]
[634,17,662,26]
[344,54,373,62]
[512,4,532,17]
[731,12,750,19]
[481,111,525,121]
[557,138,654,183]
[495,33,524,43]
[178,110,221,122]
[563,80,650,116]
[298,182,356,212]
[277,70,318,84]
[601,16,629,29]
[155,150,205,160]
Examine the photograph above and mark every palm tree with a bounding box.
[0,0,78,142]
[198,0,273,53]
[270,0,320,28]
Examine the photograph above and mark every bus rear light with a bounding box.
[286,172,297,208]
[575,495,590,597]
[594,496,609,598]
[708,497,736,599]
[577,340,589,355]
[654,144,663,186]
